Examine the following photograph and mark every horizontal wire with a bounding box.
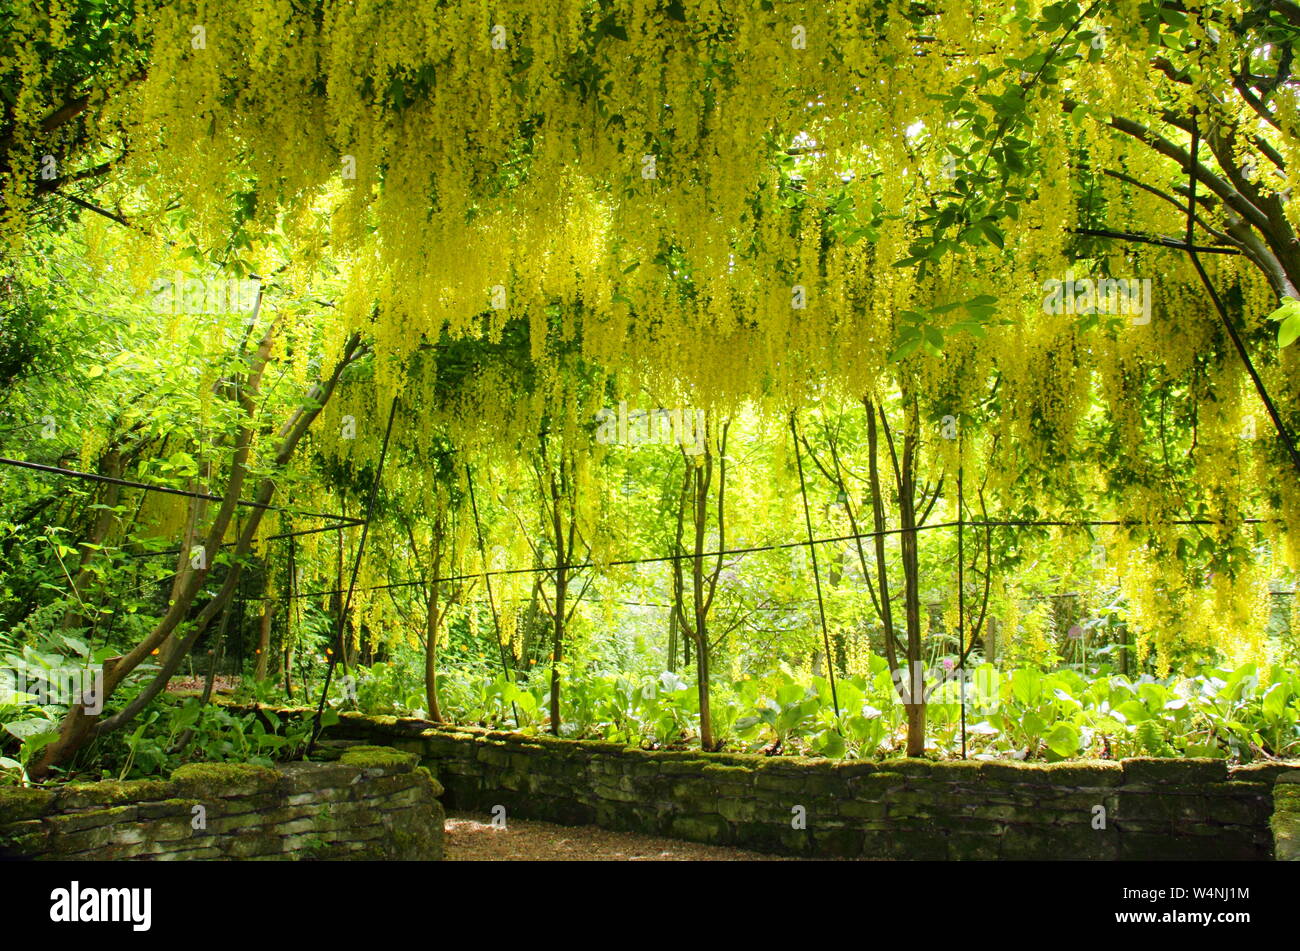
[6,453,1280,603]
[0,454,363,527]
[255,514,1277,602]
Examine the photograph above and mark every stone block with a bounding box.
[1121,757,1226,785]
[1273,780,1300,861]
[171,762,281,798]
[0,786,55,824]
[669,813,730,844]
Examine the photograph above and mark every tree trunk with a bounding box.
[667,605,678,674]
[254,599,276,682]
[692,462,712,750]
[694,630,712,751]
[866,395,927,757]
[898,413,924,757]
[905,702,926,757]
[30,330,361,778]
[422,514,447,723]
[424,594,443,723]
[282,629,294,698]
[670,418,727,751]
[865,401,898,675]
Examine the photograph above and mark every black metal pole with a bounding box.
[466,463,519,727]
[790,411,840,722]
[957,445,967,760]
[1184,113,1300,477]
[308,395,399,753]
[285,527,296,698]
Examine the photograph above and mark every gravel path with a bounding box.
[444,811,795,861]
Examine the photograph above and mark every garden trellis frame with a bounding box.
[9,130,1297,763]
[5,428,1284,760]
[287,127,1300,758]
[278,504,1278,759]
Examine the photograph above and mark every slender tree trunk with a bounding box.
[692,459,713,751]
[694,626,712,750]
[254,599,276,682]
[669,419,727,751]
[539,435,584,737]
[866,395,928,757]
[283,536,296,697]
[424,595,444,723]
[423,516,446,723]
[283,629,294,698]
[905,703,926,756]
[865,401,898,675]
[667,607,678,674]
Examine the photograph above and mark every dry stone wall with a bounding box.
[323,711,1300,861]
[0,746,444,861]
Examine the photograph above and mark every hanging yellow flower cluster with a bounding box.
[5,1,1298,667]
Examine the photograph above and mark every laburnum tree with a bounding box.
[2,0,1298,769]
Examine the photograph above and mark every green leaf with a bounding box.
[1045,722,1080,758]
[889,336,921,361]
[1268,297,1300,347]
[814,730,847,758]
[4,717,56,740]
[979,219,1005,248]
[1011,668,1041,705]
[1262,683,1289,720]
[1279,312,1300,348]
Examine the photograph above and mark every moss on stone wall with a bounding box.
[0,786,54,824]
[172,763,281,798]
[0,756,445,862]
[1272,774,1300,861]
[339,746,417,771]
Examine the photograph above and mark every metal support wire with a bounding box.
[132,520,367,559]
[1078,117,1300,477]
[466,462,518,726]
[257,520,963,601]
[249,513,1280,605]
[309,395,399,752]
[0,455,362,528]
[14,358,1287,753]
[790,411,840,721]
[1184,113,1300,477]
[957,448,967,760]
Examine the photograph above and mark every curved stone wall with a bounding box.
[0,746,444,861]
